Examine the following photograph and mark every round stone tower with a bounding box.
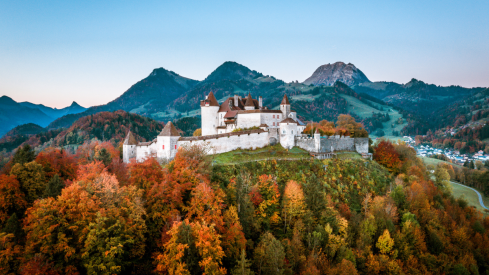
[279,117,297,149]
[201,92,219,136]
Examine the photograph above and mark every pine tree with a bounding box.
[43,174,63,198]
[12,144,35,165]
[2,213,22,240]
[232,249,254,275]
[95,148,112,166]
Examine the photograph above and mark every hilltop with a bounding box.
[303,61,371,86]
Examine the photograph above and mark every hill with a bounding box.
[0,96,53,137]
[303,62,371,86]
[352,79,484,116]
[46,67,199,129]
[19,101,87,120]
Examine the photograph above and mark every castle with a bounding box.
[123,92,368,163]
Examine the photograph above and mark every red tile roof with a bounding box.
[281,94,290,105]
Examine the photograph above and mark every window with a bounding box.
[273,115,275,118]
[162,145,165,149]
[278,115,280,119]
[291,130,294,134]
[273,122,275,126]
[175,145,177,149]
[283,130,285,134]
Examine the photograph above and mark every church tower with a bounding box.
[201,92,220,136]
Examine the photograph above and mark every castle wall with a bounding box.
[295,136,316,152]
[178,130,269,154]
[201,106,219,136]
[268,128,279,145]
[354,138,369,154]
[136,143,157,162]
[123,144,136,163]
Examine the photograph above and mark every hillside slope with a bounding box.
[0,96,53,137]
[20,101,87,119]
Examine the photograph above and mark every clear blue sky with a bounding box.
[1,0,488,108]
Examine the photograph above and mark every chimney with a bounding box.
[259,96,263,108]
[234,95,239,107]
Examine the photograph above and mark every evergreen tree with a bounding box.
[95,148,112,166]
[232,249,254,275]
[469,160,475,169]
[2,213,23,241]
[12,144,35,165]
[43,174,63,198]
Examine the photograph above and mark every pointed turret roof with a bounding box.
[244,93,255,107]
[281,94,290,105]
[280,118,297,124]
[124,131,137,145]
[315,128,319,134]
[158,121,180,136]
[206,92,219,106]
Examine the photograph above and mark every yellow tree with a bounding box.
[193,221,227,275]
[282,180,305,232]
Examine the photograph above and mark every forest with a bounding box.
[1,130,489,275]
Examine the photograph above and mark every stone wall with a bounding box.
[354,138,369,154]
[295,136,316,152]
[136,142,157,162]
[178,129,269,155]
[316,136,369,154]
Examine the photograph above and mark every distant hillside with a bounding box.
[0,96,53,137]
[352,79,484,116]
[20,101,87,120]
[2,123,44,137]
[47,67,200,129]
[303,62,370,86]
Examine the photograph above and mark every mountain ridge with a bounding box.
[303,62,371,86]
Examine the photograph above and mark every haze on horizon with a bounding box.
[1,0,488,109]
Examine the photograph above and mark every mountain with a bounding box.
[0,96,53,137]
[202,61,263,83]
[303,62,371,86]
[352,79,485,116]
[19,101,87,120]
[46,67,199,129]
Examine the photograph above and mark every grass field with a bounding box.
[211,144,311,165]
[336,152,363,160]
[450,181,489,214]
[421,156,462,169]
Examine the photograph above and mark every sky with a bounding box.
[1,0,488,108]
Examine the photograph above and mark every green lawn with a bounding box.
[421,156,462,169]
[335,152,363,160]
[211,144,312,165]
[450,181,489,214]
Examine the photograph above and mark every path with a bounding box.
[451,181,488,210]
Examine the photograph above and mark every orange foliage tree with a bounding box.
[373,140,403,174]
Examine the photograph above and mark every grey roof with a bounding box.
[158,121,180,136]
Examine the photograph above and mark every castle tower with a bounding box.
[201,92,219,136]
[123,131,137,163]
[314,128,321,153]
[279,117,297,149]
[157,121,181,161]
[280,94,291,119]
[244,93,255,110]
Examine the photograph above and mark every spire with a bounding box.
[281,94,290,105]
[315,127,319,134]
[124,131,137,145]
[245,93,255,107]
[206,92,219,106]
[158,121,180,136]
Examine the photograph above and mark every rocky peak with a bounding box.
[303,62,371,86]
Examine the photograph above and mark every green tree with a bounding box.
[12,144,36,166]
[43,174,64,198]
[2,213,23,240]
[94,148,112,166]
[232,249,254,275]
[434,167,452,193]
[254,232,285,275]
[10,161,46,204]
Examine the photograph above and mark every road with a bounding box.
[451,181,488,210]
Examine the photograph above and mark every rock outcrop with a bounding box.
[303,62,370,86]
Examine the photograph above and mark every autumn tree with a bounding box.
[35,148,77,181]
[193,128,202,136]
[231,249,254,275]
[0,174,27,225]
[250,175,281,230]
[336,114,367,137]
[434,166,452,193]
[373,140,403,174]
[222,206,247,267]
[282,180,305,232]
